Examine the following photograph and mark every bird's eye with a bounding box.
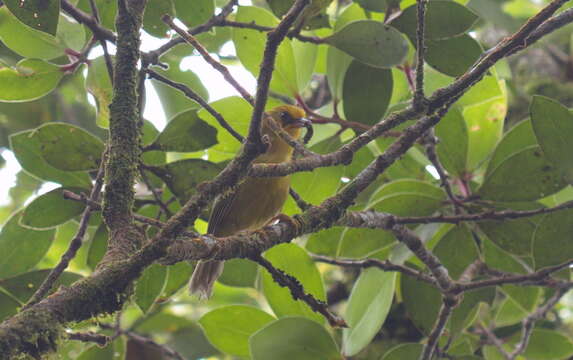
[280,111,291,123]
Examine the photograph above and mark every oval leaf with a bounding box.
[249,317,340,360]
[150,110,218,152]
[390,1,478,40]
[233,6,298,94]
[530,95,573,183]
[326,20,409,68]
[0,9,85,60]
[342,270,396,356]
[0,59,64,102]
[32,123,105,171]
[0,269,82,304]
[343,60,393,125]
[199,305,275,357]
[0,211,55,278]
[425,34,482,77]
[4,0,60,35]
[20,187,87,229]
[135,264,167,314]
[479,146,567,201]
[261,243,326,324]
[533,209,573,269]
[86,56,114,128]
[433,225,479,279]
[10,129,92,187]
[435,107,468,176]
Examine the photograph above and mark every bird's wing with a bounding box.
[207,189,237,236]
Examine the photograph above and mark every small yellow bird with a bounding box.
[189,105,310,298]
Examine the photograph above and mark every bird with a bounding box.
[189,105,311,299]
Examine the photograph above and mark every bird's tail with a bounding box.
[189,260,224,299]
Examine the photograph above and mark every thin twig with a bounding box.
[422,131,463,213]
[251,253,347,328]
[88,0,114,81]
[289,188,312,211]
[23,151,107,310]
[139,167,172,218]
[163,15,254,106]
[313,255,437,286]
[61,190,199,238]
[508,287,570,359]
[145,69,244,142]
[478,324,512,360]
[340,198,573,227]
[419,295,459,360]
[68,331,110,347]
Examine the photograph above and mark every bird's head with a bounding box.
[258,105,311,163]
[266,105,311,139]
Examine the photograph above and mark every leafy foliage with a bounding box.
[1,0,573,359]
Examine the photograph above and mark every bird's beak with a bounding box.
[293,117,312,128]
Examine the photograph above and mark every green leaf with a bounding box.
[261,243,326,323]
[530,95,573,183]
[402,266,493,334]
[435,107,468,176]
[20,187,86,229]
[343,60,393,125]
[135,263,167,314]
[148,159,222,203]
[218,258,258,287]
[518,329,573,360]
[0,292,20,322]
[4,0,60,35]
[338,227,394,258]
[249,317,340,360]
[459,74,507,170]
[199,305,275,357]
[0,211,55,278]
[0,9,85,60]
[77,344,115,360]
[199,96,249,160]
[292,38,318,92]
[533,209,573,269]
[87,224,107,270]
[174,0,214,28]
[425,35,482,77]
[150,110,218,152]
[0,59,64,102]
[486,119,537,176]
[479,146,567,201]
[356,0,387,12]
[11,130,91,187]
[306,226,345,257]
[326,4,366,100]
[0,269,82,304]
[162,261,194,298]
[143,0,175,37]
[495,296,528,326]
[77,0,117,31]
[382,343,423,360]
[368,179,445,216]
[433,225,479,279]
[342,270,396,356]
[326,20,409,68]
[233,6,298,94]
[478,201,543,256]
[390,1,478,40]
[32,123,105,171]
[86,56,113,128]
